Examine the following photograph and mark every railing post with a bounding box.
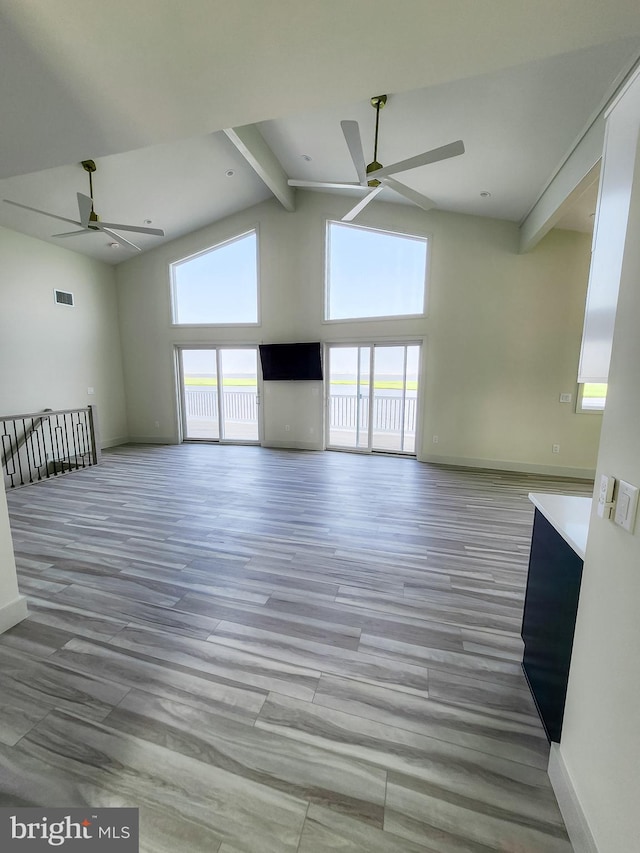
[88,404,102,465]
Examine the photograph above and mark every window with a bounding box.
[325,221,428,321]
[171,230,258,324]
[577,383,607,413]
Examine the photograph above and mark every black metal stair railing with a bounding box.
[1,405,101,489]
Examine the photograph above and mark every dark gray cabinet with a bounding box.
[521,509,584,742]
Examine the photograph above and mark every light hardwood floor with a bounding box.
[1,444,593,852]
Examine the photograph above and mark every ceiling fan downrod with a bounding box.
[367,94,387,186]
[81,160,100,226]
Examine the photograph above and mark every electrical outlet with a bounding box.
[154,421,160,429]
[285,424,290,431]
[432,435,439,444]
[559,393,572,403]
[87,387,95,395]
[552,444,560,453]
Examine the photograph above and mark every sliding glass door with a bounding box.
[326,343,420,454]
[179,347,259,443]
[372,345,420,454]
[325,346,370,450]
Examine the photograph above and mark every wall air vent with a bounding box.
[54,289,74,306]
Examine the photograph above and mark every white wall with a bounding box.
[419,220,600,474]
[0,225,128,634]
[116,190,601,475]
[555,72,640,853]
[0,483,27,634]
[578,85,640,384]
[0,226,128,446]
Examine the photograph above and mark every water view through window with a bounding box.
[327,343,420,454]
[180,348,259,442]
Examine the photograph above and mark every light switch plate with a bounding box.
[597,473,615,518]
[613,480,639,533]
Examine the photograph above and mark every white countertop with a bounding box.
[528,492,592,559]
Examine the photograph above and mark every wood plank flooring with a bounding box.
[1,444,593,852]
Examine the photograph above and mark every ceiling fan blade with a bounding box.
[52,229,94,238]
[3,198,81,228]
[341,120,367,185]
[77,193,93,228]
[384,178,437,212]
[101,227,142,252]
[341,185,385,222]
[98,221,164,236]
[368,140,465,181]
[288,179,364,190]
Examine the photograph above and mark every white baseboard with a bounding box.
[548,743,599,853]
[100,436,130,449]
[0,595,28,634]
[422,453,595,480]
[128,436,177,445]
[262,440,323,451]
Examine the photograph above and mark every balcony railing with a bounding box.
[1,405,101,489]
[185,389,258,422]
[329,394,416,432]
[184,389,416,433]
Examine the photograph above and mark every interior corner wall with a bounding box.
[0,226,128,446]
[424,222,601,475]
[555,73,640,853]
[116,190,600,476]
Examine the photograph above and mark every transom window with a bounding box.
[325,221,428,321]
[171,230,258,325]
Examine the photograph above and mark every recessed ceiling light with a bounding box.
[108,242,119,249]
[144,219,153,225]
[301,154,312,162]
[225,169,235,178]
[480,191,492,198]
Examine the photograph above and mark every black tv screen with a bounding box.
[259,342,323,381]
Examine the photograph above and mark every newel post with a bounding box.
[88,404,102,465]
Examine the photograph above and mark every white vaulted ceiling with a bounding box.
[0,1,639,263]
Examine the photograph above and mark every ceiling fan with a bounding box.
[288,95,465,221]
[3,160,164,252]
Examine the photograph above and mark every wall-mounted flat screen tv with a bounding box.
[259,342,323,381]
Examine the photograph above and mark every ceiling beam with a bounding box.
[224,125,295,212]
[518,119,603,253]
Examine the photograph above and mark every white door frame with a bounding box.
[176,344,262,445]
[324,339,423,455]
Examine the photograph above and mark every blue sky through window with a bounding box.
[172,230,258,324]
[327,222,427,320]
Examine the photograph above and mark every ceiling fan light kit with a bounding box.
[288,93,465,221]
[3,159,165,253]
